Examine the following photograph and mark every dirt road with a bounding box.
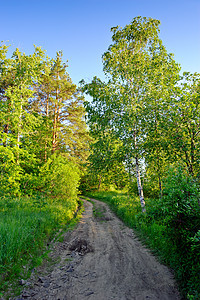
[18,199,180,300]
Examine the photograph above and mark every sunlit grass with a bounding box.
[0,194,80,294]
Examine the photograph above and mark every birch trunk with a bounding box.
[134,130,146,212]
[135,156,146,212]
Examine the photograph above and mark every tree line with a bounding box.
[0,17,199,209]
[0,45,90,198]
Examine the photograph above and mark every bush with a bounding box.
[160,166,200,297]
[36,153,80,203]
[161,166,200,248]
[0,146,22,196]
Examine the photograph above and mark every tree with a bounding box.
[0,46,45,148]
[31,51,91,166]
[83,17,180,211]
[0,45,90,196]
[0,45,45,194]
[165,72,200,178]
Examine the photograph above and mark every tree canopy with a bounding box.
[0,44,90,197]
[82,16,200,210]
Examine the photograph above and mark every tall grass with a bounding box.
[86,190,200,299]
[0,194,81,294]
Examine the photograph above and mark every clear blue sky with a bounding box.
[1,0,200,85]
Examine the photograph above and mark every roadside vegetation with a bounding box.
[0,195,83,296]
[85,167,200,299]
[0,44,89,296]
[1,16,199,300]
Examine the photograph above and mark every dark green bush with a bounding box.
[159,167,200,297]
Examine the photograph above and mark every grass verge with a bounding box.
[0,194,83,298]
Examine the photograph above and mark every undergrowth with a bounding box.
[0,194,82,298]
[86,177,200,300]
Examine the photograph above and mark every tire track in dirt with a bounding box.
[17,199,180,300]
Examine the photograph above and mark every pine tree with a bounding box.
[32,51,91,165]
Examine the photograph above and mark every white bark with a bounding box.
[135,156,146,212]
[134,130,146,212]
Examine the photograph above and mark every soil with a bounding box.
[16,199,180,300]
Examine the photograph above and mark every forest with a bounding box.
[0,17,200,299]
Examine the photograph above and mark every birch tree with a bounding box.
[83,17,180,211]
[0,46,45,194]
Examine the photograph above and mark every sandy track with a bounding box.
[18,199,180,300]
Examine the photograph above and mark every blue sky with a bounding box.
[1,0,200,85]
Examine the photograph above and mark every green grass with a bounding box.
[0,194,83,297]
[85,190,200,300]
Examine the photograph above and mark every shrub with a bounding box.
[161,166,200,250]
[36,153,80,204]
[0,146,22,196]
[159,166,200,297]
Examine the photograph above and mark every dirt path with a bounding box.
[18,199,180,300]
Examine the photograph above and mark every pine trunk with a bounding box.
[44,96,49,161]
[52,93,58,153]
[55,105,60,151]
[16,102,23,162]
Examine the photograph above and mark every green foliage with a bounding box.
[0,146,22,196]
[0,45,90,199]
[31,51,91,164]
[86,179,200,298]
[0,44,88,297]
[0,194,82,295]
[82,17,181,210]
[37,154,80,202]
[1,20,199,299]
[159,167,200,297]
[161,166,199,224]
